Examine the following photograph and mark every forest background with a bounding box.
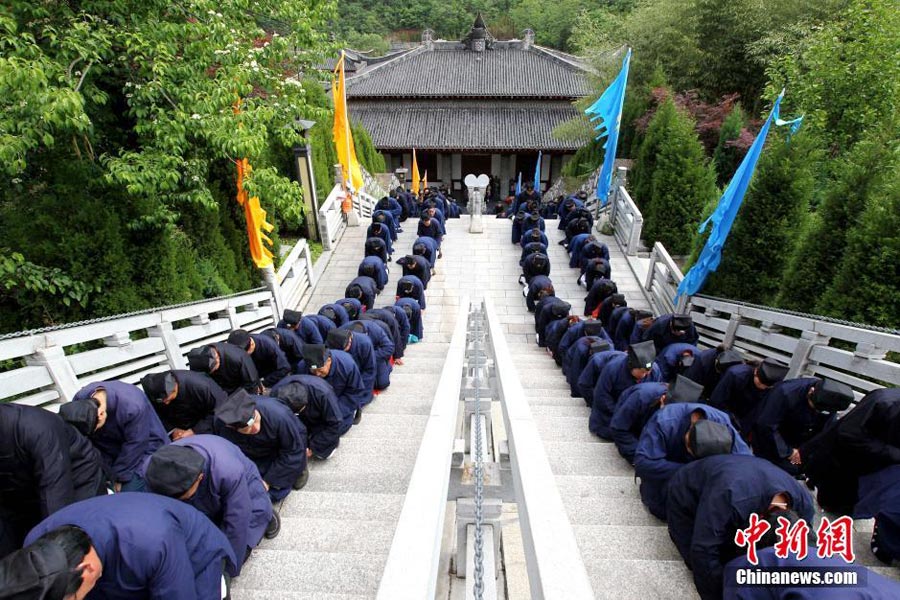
[1,0,896,333]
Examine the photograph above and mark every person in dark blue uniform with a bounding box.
[397,275,426,311]
[345,320,394,391]
[227,329,291,389]
[142,370,226,440]
[61,381,168,493]
[424,203,446,234]
[519,240,548,268]
[724,546,900,599]
[522,212,545,237]
[412,237,439,270]
[372,210,398,241]
[555,319,605,368]
[566,233,591,269]
[574,344,622,403]
[635,404,751,519]
[709,358,789,439]
[278,309,324,345]
[270,377,343,460]
[596,294,626,330]
[213,391,309,501]
[295,345,367,432]
[801,387,900,515]
[590,341,662,438]
[187,342,261,394]
[583,278,617,318]
[665,454,814,600]
[751,378,853,475]
[521,252,551,286]
[358,255,389,292]
[610,376,704,464]
[653,342,700,383]
[143,435,275,575]
[534,298,570,346]
[643,314,699,353]
[417,213,443,251]
[318,303,350,328]
[336,298,362,321]
[563,216,591,248]
[0,405,105,558]
[327,328,376,400]
[376,195,403,223]
[613,309,654,351]
[582,258,612,292]
[260,326,304,366]
[365,308,404,361]
[0,533,79,599]
[683,347,744,399]
[508,181,541,216]
[366,220,393,253]
[544,316,579,364]
[855,464,900,565]
[396,298,423,342]
[396,254,431,289]
[510,210,529,244]
[564,337,610,397]
[525,275,554,313]
[306,313,336,343]
[365,236,389,264]
[345,276,379,311]
[520,226,548,249]
[605,304,630,339]
[376,305,410,362]
[25,493,237,600]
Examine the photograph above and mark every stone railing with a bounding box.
[607,181,644,256]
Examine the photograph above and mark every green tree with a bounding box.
[712,104,747,186]
[704,130,820,303]
[815,172,900,327]
[776,129,898,312]
[630,94,676,211]
[641,100,718,255]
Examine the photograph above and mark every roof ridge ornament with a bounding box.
[522,29,535,49]
[422,28,434,50]
[463,12,494,52]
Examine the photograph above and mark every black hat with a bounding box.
[609,293,626,306]
[141,372,177,404]
[527,228,542,240]
[302,344,330,371]
[670,315,693,332]
[757,358,789,386]
[634,309,654,322]
[582,320,605,337]
[187,346,216,372]
[589,340,611,355]
[59,400,98,437]
[687,419,733,458]
[667,375,704,404]
[145,445,206,497]
[320,306,339,324]
[339,300,359,320]
[346,285,363,300]
[413,242,426,255]
[271,382,310,414]
[215,389,257,428]
[398,280,415,296]
[677,349,696,368]
[282,309,303,327]
[396,255,412,268]
[627,341,657,370]
[419,213,431,221]
[810,379,854,412]
[227,329,251,350]
[326,328,351,350]
[360,262,376,278]
[715,350,744,372]
[0,537,71,600]
[550,302,571,320]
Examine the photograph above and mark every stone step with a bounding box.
[232,591,369,600]
[588,560,699,600]
[235,549,385,595]
[264,517,396,555]
[535,418,600,443]
[574,524,682,561]
[556,474,642,499]
[362,393,433,415]
[529,403,593,418]
[336,413,427,440]
[280,491,404,522]
[562,495,660,527]
[302,462,414,495]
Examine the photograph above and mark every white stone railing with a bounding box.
[318,184,347,251]
[608,182,643,256]
[276,239,317,312]
[644,242,686,316]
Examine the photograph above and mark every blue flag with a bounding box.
[534,151,542,192]
[515,171,522,197]
[585,48,631,207]
[676,91,803,298]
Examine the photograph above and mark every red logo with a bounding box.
[735,515,855,565]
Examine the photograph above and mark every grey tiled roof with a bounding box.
[345,41,591,99]
[350,100,588,151]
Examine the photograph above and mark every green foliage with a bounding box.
[776,129,899,312]
[815,170,900,327]
[561,137,604,178]
[641,99,718,255]
[630,94,676,212]
[343,32,391,56]
[352,122,386,174]
[712,104,747,186]
[704,130,820,303]
[0,251,95,329]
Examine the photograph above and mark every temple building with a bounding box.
[341,15,592,198]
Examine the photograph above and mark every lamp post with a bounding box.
[292,119,320,242]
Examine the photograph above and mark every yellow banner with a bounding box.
[411,148,420,196]
[332,52,364,193]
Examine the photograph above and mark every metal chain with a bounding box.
[472,307,485,600]
[0,287,269,341]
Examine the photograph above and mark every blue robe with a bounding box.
[366,222,393,254]
[544,318,574,363]
[397,275,426,310]
[283,315,325,344]
[683,347,736,399]
[664,455,814,600]
[319,303,350,328]
[379,305,410,359]
[556,320,589,368]
[855,464,900,562]
[583,278,617,317]
[606,305,630,339]
[214,396,307,502]
[589,356,662,438]
[575,349,626,403]
[143,435,270,575]
[413,236,439,267]
[73,381,168,487]
[345,276,379,311]
[375,197,403,222]
[25,493,237,599]
[270,375,343,459]
[396,298,423,341]
[417,219,443,246]
[751,377,834,475]
[399,254,431,289]
[249,333,291,387]
[372,209,398,240]
[724,548,900,599]
[563,338,613,397]
[653,343,701,383]
[709,364,771,439]
[339,329,377,401]
[296,350,366,433]
[345,319,394,390]
[365,236,389,263]
[358,256,389,291]
[610,382,669,463]
[263,327,305,366]
[520,229,548,249]
[567,233,591,269]
[519,241,548,266]
[612,310,638,351]
[635,403,751,520]
[643,314,700,353]
[526,275,553,312]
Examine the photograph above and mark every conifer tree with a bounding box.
[630,95,676,212]
[712,104,747,187]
